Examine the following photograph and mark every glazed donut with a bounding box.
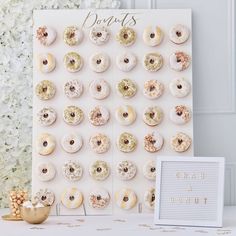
[36,26,56,46]
[35,189,55,206]
[115,188,137,210]
[61,187,83,209]
[63,26,83,46]
[89,52,110,73]
[143,26,163,46]
[89,26,110,45]
[169,24,189,44]
[116,160,137,180]
[37,162,56,182]
[62,160,83,182]
[37,107,57,126]
[116,52,137,72]
[61,133,83,153]
[143,53,163,72]
[170,105,191,125]
[171,132,191,152]
[88,106,109,126]
[37,53,56,73]
[143,160,156,181]
[63,105,84,125]
[116,27,136,46]
[143,106,163,126]
[89,79,110,100]
[169,78,191,98]
[89,160,110,181]
[143,80,164,99]
[115,105,136,126]
[36,133,56,156]
[89,133,110,154]
[144,188,155,210]
[144,131,164,153]
[64,79,83,99]
[35,80,56,101]
[64,52,83,72]
[117,132,137,153]
[169,51,190,71]
[116,79,137,99]
[89,188,110,209]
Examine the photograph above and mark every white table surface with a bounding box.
[1,206,236,236]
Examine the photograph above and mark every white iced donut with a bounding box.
[116,160,137,180]
[143,26,163,46]
[169,51,190,71]
[35,189,55,206]
[169,24,189,44]
[143,160,156,181]
[89,160,110,181]
[115,188,137,210]
[62,161,83,182]
[36,133,56,156]
[116,52,137,72]
[89,188,110,209]
[35,80,56,101]
[88,106,110,126]
[143,53,163,72]
[61,187,83,209]
[37,53,56,73]
[36,26,57,46]
[64,79,83,99]
[116,78,137,99]
[171,132,191,152]
[89,133,110,154]
[169,78,191,98]
[89,79,110,100]
[37,107,57,126]
[144,188,155,210]
[143,80,164,99]
[143,106,163,126]
[170,105,191,125]
[117,132,137,153]
[64,52,83,73]
[115,105,136,126]
[63,26,83,46]
[89,26,110,45]
[144,131,164,153]
[61,133,83,153]
[37,162,56,182]
[89,52,110,73]
[116,27,136,46]
[63,106,84,125]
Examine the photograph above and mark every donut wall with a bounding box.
[32,9,193,215]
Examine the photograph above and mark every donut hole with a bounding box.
[43,32,48,37]
[123,196,129,202]
[96,59,102,65]
[149,85,155,92]
[96,85,102,92]
[41,195,47,201]
[123,112,128,118]
[96,167,102,173]
[42,168,48,174]
[124,139,129,145]
[97,140,102,146]
[69,195,75,201]
[70,112,75,118]
[149,59,155,64]
[123,167,129,173]
[177,111,183,116]
[69,32,75,38]
[69,86,75,92]
[42,60,48,65]
[149,112,155,119]
[42,86,48,92]
[124,58,129,64]
[151,193,155,202]
[96,112,102,118]
[176,31,182,37]
[96,32,102,37]
[123,33,128,39]
[150,33,155,38]
[178,139,183,145]
[150,167,156,172]
[69,140,75,145]
[150,140,156,145]
[43,141,48,147]
[69,167,75,173]
[96,195,101,200]
[123,85,129,91]
[176,57,181,63]
[43,113,48,118]
[70,59,75,65]
[177,84,182,89]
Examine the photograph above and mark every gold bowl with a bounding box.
[20,206,51,224]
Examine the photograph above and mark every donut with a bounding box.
[37,162,56,182]
[170,105,191,125]
[36,26,57,46]
[169,51,190,71]
[115,105,136,126]
[143,80,164,99]
[36,133,56,156]
[116,160,137,180]
[89,160,110,181]
[89,188,110,209]
[35,189,55,206]
[143,160,156,181]
[143,106,163,126]
[37,107,57,126]
[144,131,164,153]
[116,78,137,99]
[143,26,163,46]
[35,80,56,100]
[115,188,137,210]
[117,132,137,153]
[64,79,83,99]
[116,27,136,46]
[89,133,110,154]
[61,187,83,209]
[169,24,189,44]
[37,53,56,73]
[64,52,83,72]
[144,188,155,210]
[143,53,163,72]
[169,78,191,98]
[88,106,109,126]
[61,133,83,153]
[63,105,84,125]
[89,26,110,45]
[89,52,110,73]
[89,79,110,100]
[63,26,83,46]
[116,52,137,72]
[171,132,191,152]
[62,160,83,182]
